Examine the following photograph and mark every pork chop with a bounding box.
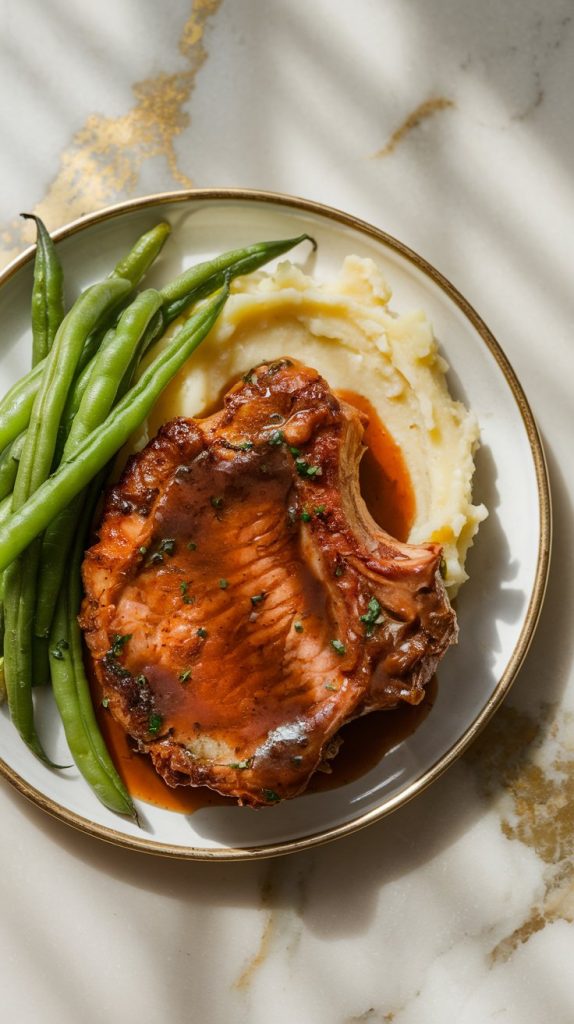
[80,358,457,806]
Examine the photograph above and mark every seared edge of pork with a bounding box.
[80,359,457,806]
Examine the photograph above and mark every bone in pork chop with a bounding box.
[80,359,457,806]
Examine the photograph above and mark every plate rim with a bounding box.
[0,186,552,861]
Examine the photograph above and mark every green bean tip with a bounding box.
[301,233,318,252]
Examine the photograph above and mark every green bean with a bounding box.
[2,555,50,758]
[21,214,65,367]
[0,362,44,453]
[0,657,5,705]
[53,226,169,452]
[59,303,161,454]
[55,328,118,463]
[0,433,25,501]
[12,278,131,511]
[0,223,171,453]
[2,277,131,759]
[0,217,64,471]
[70,222,170,365]
[35,289,163,638]
[0,283,229,571]
[110,222,170,287]
[66,224,170,376]
[161,233,315,323]
[65,290,162,454]
[49,486,136,818]
[0,330,113,457]
[0,498,7,650]
[107,233,315,397]
[59,330,117,443]
[31,635,50,687]
[0,496,9,535]
[0,233,311,455]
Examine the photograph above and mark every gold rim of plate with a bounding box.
[0,188,552,861]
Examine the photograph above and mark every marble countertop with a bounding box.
[1,2,573,1021]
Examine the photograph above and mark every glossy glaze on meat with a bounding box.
[80,359,457,806]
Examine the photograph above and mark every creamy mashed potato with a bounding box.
[143,256,487,593]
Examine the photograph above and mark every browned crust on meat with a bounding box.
[80,358,457,806]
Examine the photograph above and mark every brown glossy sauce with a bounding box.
[93,677,232,813]
[92,385,426,813]
[307,677,437,793]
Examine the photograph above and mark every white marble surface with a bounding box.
[1,1,574,1021]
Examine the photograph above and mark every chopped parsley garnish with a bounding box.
[180,581,195,604]
[179,669,192,682]
[331,639,346,656]
[234,440,254,451]
[262,788,280,803]
[268,412,284,424]
[294,621,304,633]
[229,758,253,770]
[291,755,303,765]
[196,627,208,639]
[147,538,176,564]
[268,429,284,446]
[289,446,301,457]
[148,713,163,736]
[360,596,382,636]
[50,638,69,660]
[313,504,327,517]
[324,683,338,692]
[300,509,312,523]
[210,496,224,509]
[243,368,257,384]
[250,592,266,606]
[135,674,148,687]
[187,541,197,551]
[294,457,322,479]
[334,564,345,578]
[218,578,229,590]
[101,697,110,708]
[110,633,132,657]
[138,546,147,555]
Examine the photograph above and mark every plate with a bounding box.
[0,189,551,860]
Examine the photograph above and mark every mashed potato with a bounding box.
[145,256,487,593]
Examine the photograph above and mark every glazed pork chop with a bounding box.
[80,358,457,806]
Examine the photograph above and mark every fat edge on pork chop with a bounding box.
[80,358,458,807]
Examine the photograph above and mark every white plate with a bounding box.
[0,189,551,860]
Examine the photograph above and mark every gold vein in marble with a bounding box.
[0,0,221,270]
[465,704,574,962]
[346,1011,395,1023]
[234,871,275,990]
[372,97,455,158]
[233,861,310,989]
